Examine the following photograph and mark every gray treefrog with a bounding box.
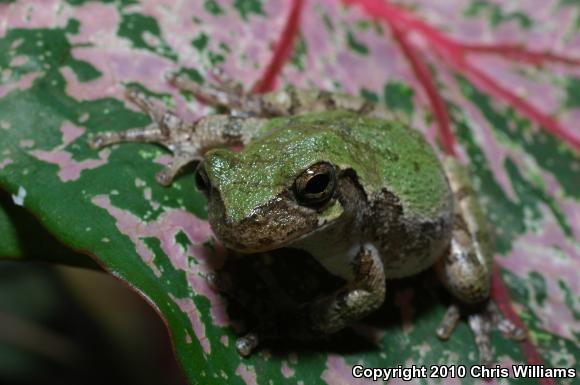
[89,70,524,363]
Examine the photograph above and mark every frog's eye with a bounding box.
[195,166,211,196]
[294,162,336,206]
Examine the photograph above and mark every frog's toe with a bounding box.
[436,304,461,340]
[88,88,192,154]
[487,301,527,341]
[235,332,259,357]
[86,125,164,149]
[203,271,232,293]
[437,301,526,365]
[467,311,494,366]
[167,68,263,116]
[125,88,168,123]
[203,270,257,309]
[154,152,201,186]
[168,70,235,107]
[208,66,244,93]
[87,134,107,150]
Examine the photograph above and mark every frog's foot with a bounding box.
[436,301,526,365]
[308,246,386,335]
[167,68,407,121]
[166,69,262,117]
[235,331,260,357]
[235,322,323,357]
[204,271,254,306]
[88,89,200,185]
[88,89,269,186]
[205,272,280,357]
[204,272,262,357]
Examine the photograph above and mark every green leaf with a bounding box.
[464,0,533,29]
[0,191,24,258]
[383,81,415,116]
[0,190,99,268]
[346,30,369,55]
[204,0,224,16]
[564,77,580,109]
[233,0,264,20]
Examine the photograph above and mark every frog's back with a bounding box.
[257,111,451,218]
[256,111,454,277]
[340,113,451,220]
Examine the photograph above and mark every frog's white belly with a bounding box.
[304,241,443,282]
[292,230,445,282]
[309,242,364,281]
[289,222,362,281]
[380,243,443,279]
[290,208,450,282]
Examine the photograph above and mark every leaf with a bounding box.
[0,1,578,384]
[0,261,184,385]
[0,189,99,268]
[0,191,25,258]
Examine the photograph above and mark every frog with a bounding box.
[89,70,525,363]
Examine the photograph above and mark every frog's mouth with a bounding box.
[207,193,336,254]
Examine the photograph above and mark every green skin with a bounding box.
[202,111,453,280]
[89,75,524,362]
[205,111,449,222]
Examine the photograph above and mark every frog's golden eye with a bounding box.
[195,165,211,196]
[294,162,336,206]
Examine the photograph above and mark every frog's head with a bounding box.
[194,124,366,253]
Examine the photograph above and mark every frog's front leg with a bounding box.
[309,245,386,335]
[436,158,525,364]
[88,89,267,185]
[211,247,385,357]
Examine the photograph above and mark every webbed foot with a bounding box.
[87,88,199,186]
[166,68,262,117]
[203,261,317,357]
[235,332,260,357]
[87,81,268,186]
[436,301,525,365]
[204,271,264,357]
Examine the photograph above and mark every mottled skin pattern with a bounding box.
[89,71,523,363]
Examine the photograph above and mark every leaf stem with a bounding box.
[252,0,306,93]
[389,25,456,156]
[492,266,556,385]
[343,0,580,151]
[461,43,580,67]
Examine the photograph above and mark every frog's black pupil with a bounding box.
[305,174,329,195]
[294,163,335,206]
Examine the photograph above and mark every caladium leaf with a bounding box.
[0,1,578,384]
[0,191,27,258]
[0,190,99,268]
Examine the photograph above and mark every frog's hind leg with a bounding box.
[167,69,264,117]
[435,158,525,364]
[168,69,402,121]
[88,88,268,185]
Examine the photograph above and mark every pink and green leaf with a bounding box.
[0,1,578,384]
